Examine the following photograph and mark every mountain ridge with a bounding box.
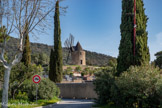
[4,37,115,66]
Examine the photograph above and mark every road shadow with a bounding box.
[42,99,95,108]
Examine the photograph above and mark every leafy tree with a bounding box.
[21,23,31,66]
[31,53,49,66]
[0,0,55,106]
[49,1,63,83]
[154,51,162,69]
[117,0,150,75]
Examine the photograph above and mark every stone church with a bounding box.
[71,42,86,65]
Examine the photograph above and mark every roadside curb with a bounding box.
[34,101,60,108]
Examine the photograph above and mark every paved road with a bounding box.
[43,99,95,108]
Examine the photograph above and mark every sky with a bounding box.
[29,0,162,61]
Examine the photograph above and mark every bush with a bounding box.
[9,62,42,99]
[15,91,28,100]
[38,78,60,99]
[21,78,60,101]
[111,65,162,108]
[93,67,116,104]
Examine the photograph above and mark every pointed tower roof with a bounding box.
[75,41,83,51]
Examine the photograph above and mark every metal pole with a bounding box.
[36,84,38,104]
[133,0,136,56]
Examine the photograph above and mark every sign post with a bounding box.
[32,75,41,104]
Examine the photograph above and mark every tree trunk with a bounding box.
[1,67,11,108]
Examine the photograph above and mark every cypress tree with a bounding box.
[49,49,54,81]
[135,0,150,65]
[21,23,31,66]
[117,0,150,75]
[49,1,63,83]
[117,0,134,75]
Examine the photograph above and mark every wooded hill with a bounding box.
[3,37,114,66]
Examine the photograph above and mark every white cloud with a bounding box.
[149,32,162,61]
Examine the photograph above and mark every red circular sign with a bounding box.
[33,75,41,83]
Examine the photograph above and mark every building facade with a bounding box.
[71,42,86,65]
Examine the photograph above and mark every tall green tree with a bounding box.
[49,49,54,81]
[117,0,150,75]
[21,23,31,66]
[117,0,134,75]
[49,1,63,83]
[135,0,150,65]
[154,51,162,69]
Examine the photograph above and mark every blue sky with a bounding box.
[29,0,162,61]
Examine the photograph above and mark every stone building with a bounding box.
[71,42,86,65]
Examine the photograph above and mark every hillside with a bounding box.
[3,37,115,66]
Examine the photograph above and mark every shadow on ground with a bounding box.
[42,99,95,108]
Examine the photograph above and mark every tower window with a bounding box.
[80,60,83,64]
[80,52,82,55]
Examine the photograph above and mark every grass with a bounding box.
[0,97,60,108]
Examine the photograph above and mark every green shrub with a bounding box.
[38,78,60,99]
[21,78,60,101]
[9,99,29,104]
[15,91,28,100]
[111,65,162,108]
[9,63,42,99]
[93,67,116,104]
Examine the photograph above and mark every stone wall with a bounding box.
[56,82,97,99]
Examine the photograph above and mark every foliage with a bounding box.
[31,53,49,66]
[111,65,162,108]
[49,1,63,83]
[63,67,73,75]
[21,23,31,66]
[9,99,29,105]
[75,66,82,73]
[82,67,90,75]
[117,0,150,75]
[38,78,60,99]
[6,97,60,108]
[93,104,120,108]
[134,0,150,65]
[0,89,2,101]
[155,51,162,69]
[49,49,54,81]
[93,66,116,104]
[0,63,4,82]
[0,26,10,43]
[155,51,162,57]
[117,0,134,75]
[9,63,42,99]
[15,91,28,101]
[21,78,60,101]
[155,56,162,69]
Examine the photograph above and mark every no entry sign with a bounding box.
[33,75,41,84]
